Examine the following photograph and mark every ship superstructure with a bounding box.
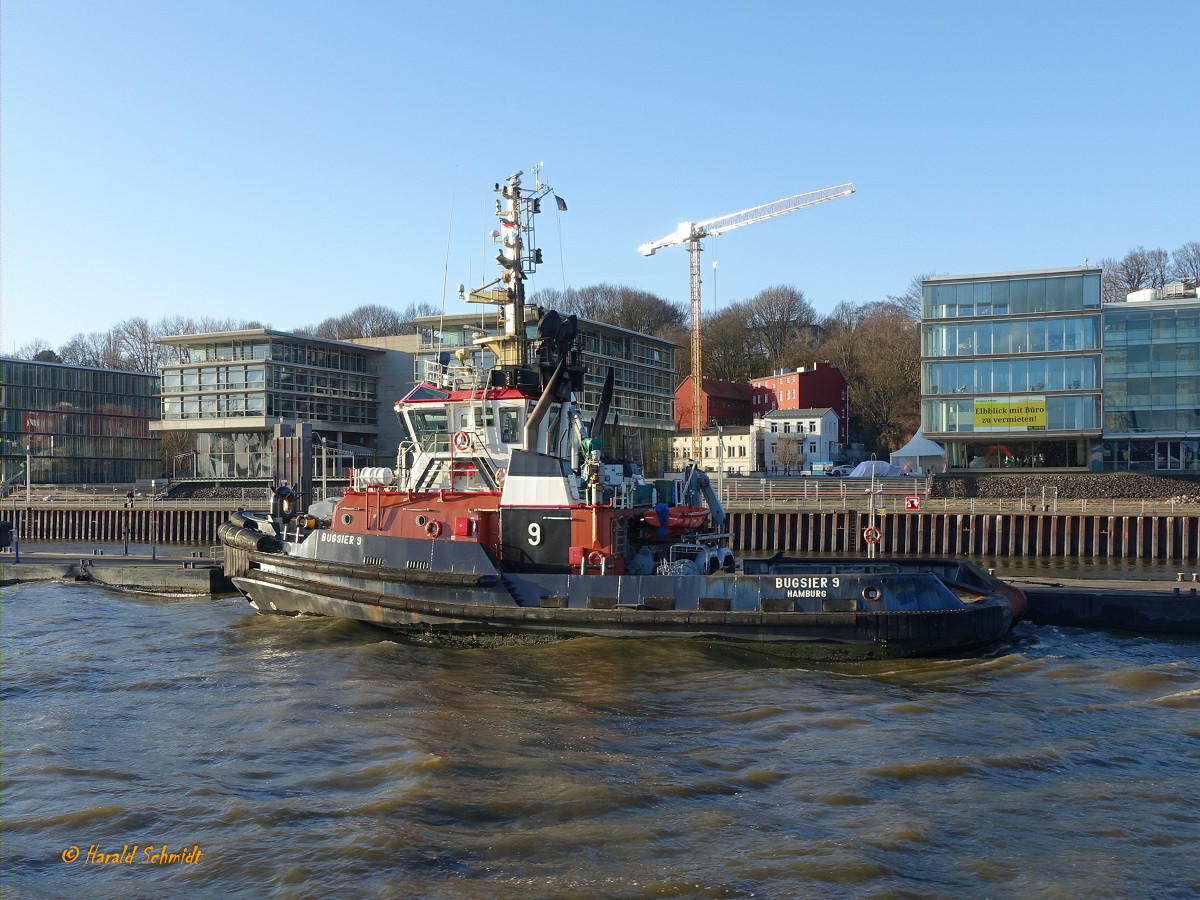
[218,170,1023,658]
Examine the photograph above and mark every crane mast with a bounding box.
[639,182,855,461]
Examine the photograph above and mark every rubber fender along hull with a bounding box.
[232,569,1017,660]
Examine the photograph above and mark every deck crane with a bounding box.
[639,182,855,461]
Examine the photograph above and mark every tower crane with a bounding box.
[639,182,855,461]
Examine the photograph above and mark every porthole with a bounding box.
[341,514,353,525]
[862,586,882,603]
[416,515,427,526]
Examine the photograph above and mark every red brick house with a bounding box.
[750,363,850,444]
[674,377,753,430]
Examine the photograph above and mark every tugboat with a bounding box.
[219,170,1025,659]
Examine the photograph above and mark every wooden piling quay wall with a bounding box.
[5,506,229,545]
[725,510,1200,561]
[3,506,1198,561]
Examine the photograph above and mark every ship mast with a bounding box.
[470,168,554,369]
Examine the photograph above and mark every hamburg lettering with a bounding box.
[775,575,839,599]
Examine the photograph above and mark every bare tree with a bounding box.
[885,272,942,322]
[11,338,57,360]
[811,300,919,452]
[1171,241,1200,285]
[773,435,806,475]
[1107,246,1167,299]
[744,284,816,371]
[851,304,921,451]
[811,303,864,384]
[59,331,126,368]
[399,301,440,325]
[159,430,197,476]
[112,317,171,373]
[530,284,616,322]
[1098,256,1124,304]
[531,284,683,336]
[303,302,440,339]
[1146,248,1171,288]
[701,302,761,383]
[656,321,690,389]
[311,304,404,340]
[157,315,265,338]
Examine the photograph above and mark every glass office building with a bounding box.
[153,330,383,479]
[921,267,1103,469]
[1099,291,1200,471]
[1,357,160,485]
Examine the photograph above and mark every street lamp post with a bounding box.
[318,434,329,500]
[865,460,884,559]
[149,479,159,560]
[712,420,725,502]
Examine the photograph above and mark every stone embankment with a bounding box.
[168,484,272,501]
[933,472,1200,503]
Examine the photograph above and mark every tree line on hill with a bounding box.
[11,240,1195,457]
[1100,241,1200,302]
[11,302,441,373]
[530,279,925,452]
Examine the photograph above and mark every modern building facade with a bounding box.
[411,312,677,474]
[750,363,850,444]
[153,329,388,479]
[1099,283,1200,471]
[1,357,160,485]
[921,267,1104,469]
[673,377,753,430]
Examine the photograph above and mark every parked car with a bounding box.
[826,464,854,477]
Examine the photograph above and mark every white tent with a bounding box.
[889,430,948,475]
[847,460,905,477]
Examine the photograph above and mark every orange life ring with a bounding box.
[494,466,506,487]
[453,430,472,451]
[587,550,605,568]
[863,526,882,545]
[426,520,442,538]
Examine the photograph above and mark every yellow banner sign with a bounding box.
[973,400,1046,429]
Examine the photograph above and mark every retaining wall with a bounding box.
[4,505,1198,561]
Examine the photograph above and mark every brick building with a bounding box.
[674,376,753,430]
[750,363,850,444]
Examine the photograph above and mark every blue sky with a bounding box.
[5,1,1198,352]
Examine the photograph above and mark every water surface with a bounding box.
[3,582,1199,896]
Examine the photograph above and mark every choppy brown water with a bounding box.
[3,581,1199,897]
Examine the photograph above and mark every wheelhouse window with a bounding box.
[499,407,523,444]
[406,408,450,451]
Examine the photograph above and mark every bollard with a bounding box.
[1180,573,1186,582]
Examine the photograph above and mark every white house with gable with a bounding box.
[756,407,840,475]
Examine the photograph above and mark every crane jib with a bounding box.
[638,181,855,462]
